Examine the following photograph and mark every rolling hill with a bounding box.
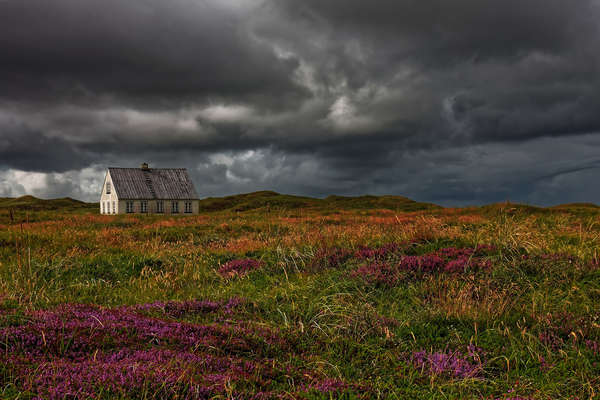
[2,193,598,214]
[551,202,600,209]
[0,192,438,214]
[0,195,97,211]
[197,191,441,212]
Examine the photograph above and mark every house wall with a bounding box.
[118,199,200,215]
[118,200,128,215]
[99,172,121,214]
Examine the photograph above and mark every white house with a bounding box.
[99,163,200,215]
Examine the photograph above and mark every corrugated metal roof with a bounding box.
[108,168,199,200]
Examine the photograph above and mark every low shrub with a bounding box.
[351,246,494,286]
[410,346,484,379]
[218,258,263,278]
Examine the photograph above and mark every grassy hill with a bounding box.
[198,191,441,212]
[322,194,440,212]
[1,192,438,213]
[551,202,600,209]
[1,193,598,215]
[471,201,599,217]
[478,201,547,214]
[198,191,317,212]
[0,195,96,211]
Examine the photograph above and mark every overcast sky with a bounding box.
[1,0,599,206]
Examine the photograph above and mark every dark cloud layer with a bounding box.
[0,0,305,107]
[0,0,599,205]
[0,117,90,171]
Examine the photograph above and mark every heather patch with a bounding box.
[218,258,263,278]
[3,304,287,360]
[536,311,600,353]
[308,247,354,271]
[13,350,273,399]
[127,297,244,319]
[409,346,485,380]
[351,246,494,286]
[308,243,495,277]
[354,242,404,261]
[585,339,600,355]
[351,262,401,287]
[0,299,365,399]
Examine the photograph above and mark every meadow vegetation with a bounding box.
[0,192,599,399]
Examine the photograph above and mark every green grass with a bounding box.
[0,196,599,398]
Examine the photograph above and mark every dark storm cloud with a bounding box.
[259,0,600,141]
[0,0,305,106]
[271,0,593,58]
[0,117,90,172]
[0,0,600,204]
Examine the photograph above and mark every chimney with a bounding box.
[141,162,149,170]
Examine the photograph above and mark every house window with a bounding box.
[184,201,192,214]
[141,200,148,213]
[106,182,111,194]
[112,201,116,214]
[171,201,179,213]
[156,201,164,213]
[126,201,134,213]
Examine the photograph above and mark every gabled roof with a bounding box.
[108,168,199,200]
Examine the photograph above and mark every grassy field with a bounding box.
[0,193,599,399]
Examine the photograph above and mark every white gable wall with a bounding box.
[99,171,120,214]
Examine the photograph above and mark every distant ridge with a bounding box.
[0,196,95,211]
[551,203,600,209]
[475,201,600,216]
[479,202,544,213]
[198,191,441,212]
[1,192,439,213]
[1,193,598,213]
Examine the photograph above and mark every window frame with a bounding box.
[184,201,192,214]
[106,182,111,194]
[171,201,179,214]
[141,200,148,214]
[156,200,164,213]
[126,201,134,213]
